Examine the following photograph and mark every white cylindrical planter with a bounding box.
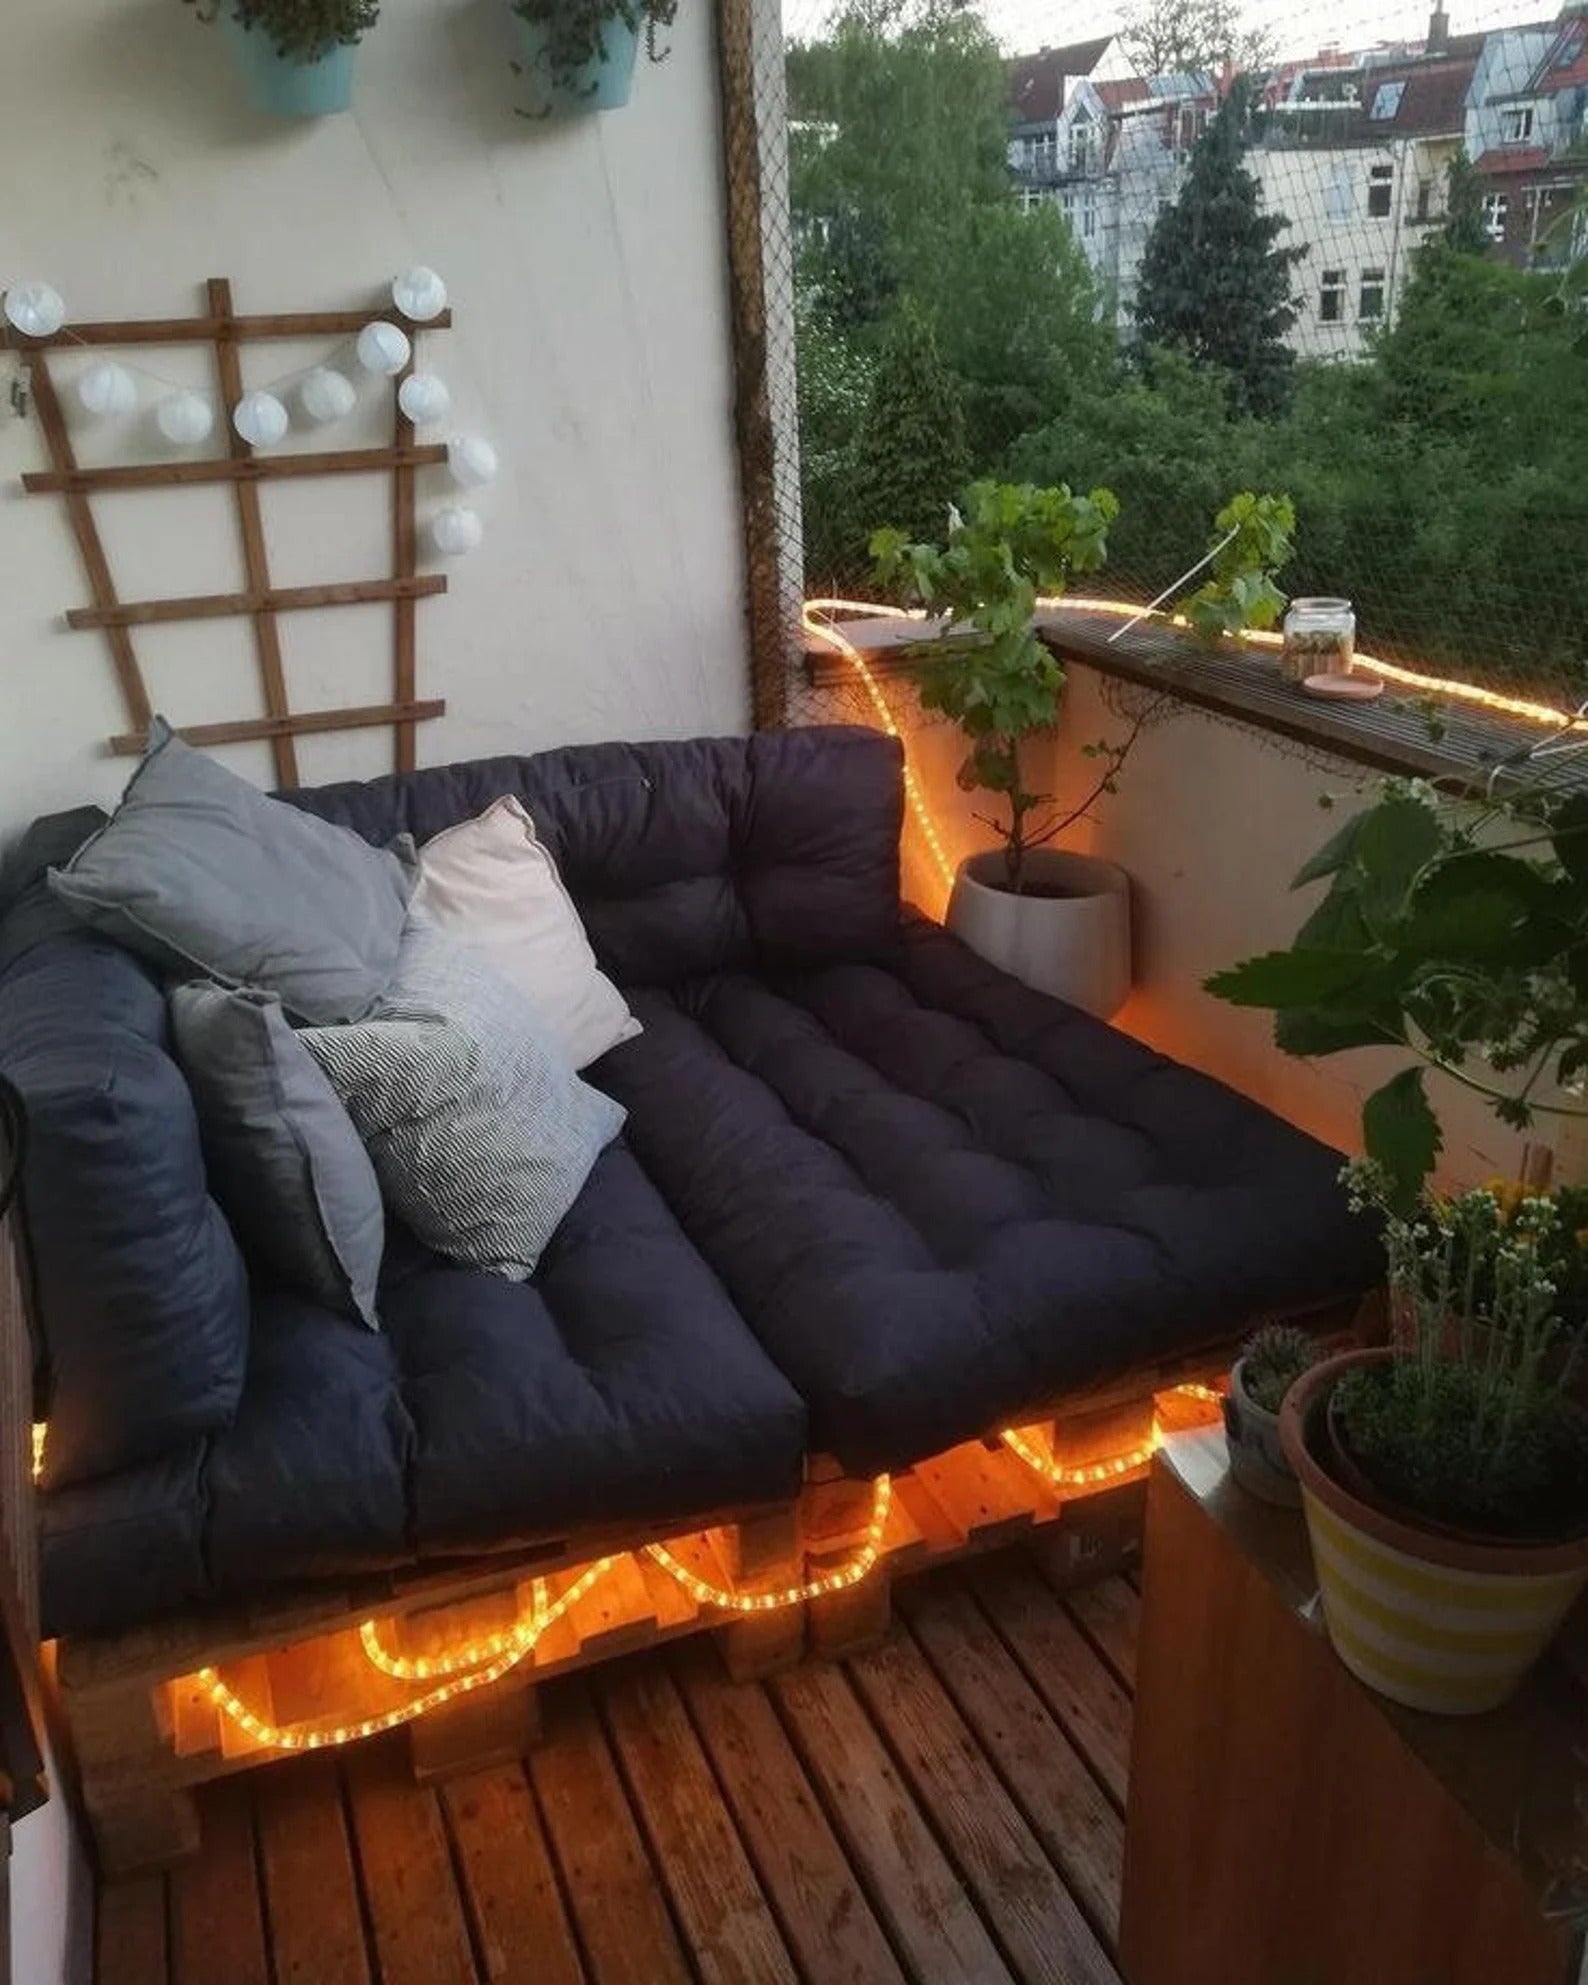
[946,850,1131,1019]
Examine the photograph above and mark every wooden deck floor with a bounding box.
[95,1541,1139,1985]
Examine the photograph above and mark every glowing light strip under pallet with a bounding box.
[195,1388,1224,1754]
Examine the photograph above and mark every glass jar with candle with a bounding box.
[1282,597,1356,682]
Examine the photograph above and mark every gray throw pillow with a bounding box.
[299,920,626,1280]
[170,982,384,1327]
[49,717,413,1024]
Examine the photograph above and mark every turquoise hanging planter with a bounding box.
[511,10,641,116]
[219,10,358,117]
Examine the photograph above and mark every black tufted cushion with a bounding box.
[40,1142,807,1636]
[588,917,1384,1474]
[281,727,905,988]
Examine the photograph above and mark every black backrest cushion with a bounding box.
[0,931,250,1486]
[284,727,904,987]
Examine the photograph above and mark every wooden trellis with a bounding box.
[1,278,451,787]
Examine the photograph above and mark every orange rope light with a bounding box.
[809,593,1588,743]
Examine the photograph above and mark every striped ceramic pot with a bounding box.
[1280,1350,1588,1716]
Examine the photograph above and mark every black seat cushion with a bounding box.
[590,918,1384,1475]
[40,1142,806,1637]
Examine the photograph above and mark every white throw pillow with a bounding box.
[413,795,641,1070]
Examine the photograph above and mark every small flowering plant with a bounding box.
[1334,1165,1588,1536]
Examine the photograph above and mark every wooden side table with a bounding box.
[1120,1429,1587,1985]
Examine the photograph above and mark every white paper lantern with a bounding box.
[3,282,66,339]
[391,266,448,323]
[156,391,214,445]
[300,367,357,425]
[77,361,138,417]
[356,320,411,377]
[397,372,451,426]
[233,391,289,449]
[447,435,499,490]
[432,506,484,557]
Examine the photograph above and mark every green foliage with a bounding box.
[1333,1181,1588,1536]
[1184,492,1296,639]
[509,0,676,89]
[1207,774,1588,1211]
[848,305,969,563]
[1134,82,1305,418]
[871,480,1121,887]
[1438,153,1492,258]
[1119,0,1274,76]
[1240,1322,1321,1414]
[190,0,377,57]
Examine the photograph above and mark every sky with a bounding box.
[780,0,1560,58]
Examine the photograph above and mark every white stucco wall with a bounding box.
[0,0,750,838]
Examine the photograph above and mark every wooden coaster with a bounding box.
[1301,672,1384,701]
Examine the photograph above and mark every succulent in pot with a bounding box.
[508,0,678,115]
[1223,1322,1322,1507]
[185,0,377,116]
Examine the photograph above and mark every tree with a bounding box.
[1119,0,1274,78]
[1438,152,1491,256]
[1134,82,1304,415]
[848,304,970,559]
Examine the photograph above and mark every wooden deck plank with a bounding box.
[1062,1577,1140,1694]
[344,1739,477,1985]
[969,1557,1133,1809]
[599,1660,799,1985]
[169,1778,269,1985]
[671,1640,908,1985]
[528,1682,693,1985]
[847,1623,1118,1985]
[440,1764,585,1985]
[255,1755,372,1985]
[95,1875,168,1985]
[772,1656,1017,1984]
[898,1575,1125,1950]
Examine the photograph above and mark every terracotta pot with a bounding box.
[1222,1358,1301,1507]
[1281,1349,1588,1715]
[945,849,1131,1019]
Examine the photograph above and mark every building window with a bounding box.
[1025,131,1058,173]
[1359,268,1387,319]
[1501,106,1535,144]
[1414,179,1433,222]
[1080,194,1098,240]
[1320,269,1346,321]
[1367,164,1394,217]
[1483,190,1510,241]
[1018,188,1043,213]
[1371,80,1406,120]
[1069,118,1097,174]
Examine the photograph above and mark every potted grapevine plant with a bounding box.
[872,480,1134,1017]
[1223,1322,1321,1506]
[185,0,377,117]
[508,0,677,115]
[1208,768,1588,1712]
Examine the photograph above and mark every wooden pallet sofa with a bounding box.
[0,724,1383,1873]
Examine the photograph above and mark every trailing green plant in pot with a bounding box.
[185,0,377,117]
[1208,761,1588,1712]
[1224,1322,1321,1507]
[508,0,677,115]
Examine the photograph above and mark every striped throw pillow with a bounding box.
[300,919,625,1279]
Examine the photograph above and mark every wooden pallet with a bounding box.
[54,1298,1378,1877]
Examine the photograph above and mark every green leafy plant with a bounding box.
[1207,771,1588,1212]
[510,0,676,94]
[1334,1173,1588,1536]
[186,0,377,59]
[871,480,1132,892]
[1239,1321,1321,1414]
[1184,492,1295,641]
